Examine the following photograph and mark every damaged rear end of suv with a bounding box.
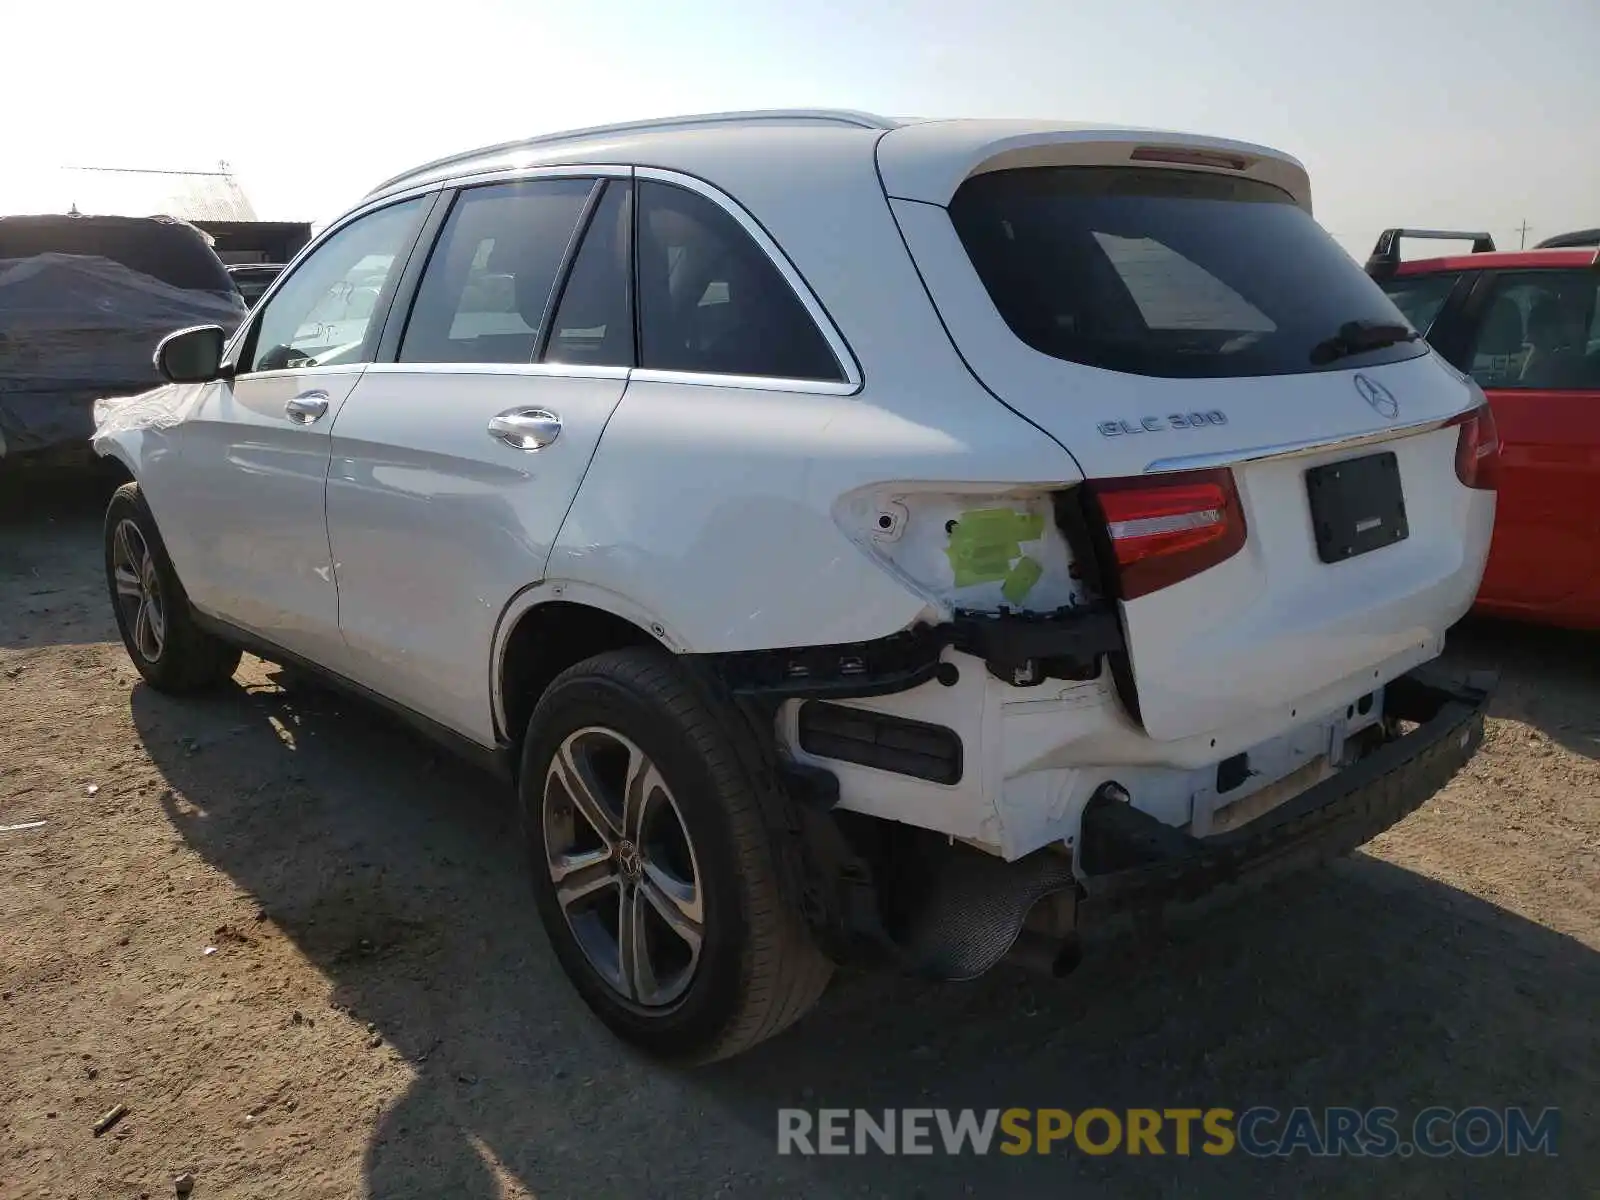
[677,119,1498,1004]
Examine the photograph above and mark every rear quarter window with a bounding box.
[634,180,843,382]
[949,167,1427,379]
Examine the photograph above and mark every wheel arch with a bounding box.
[491,581,686,756]
[94,440,138,484]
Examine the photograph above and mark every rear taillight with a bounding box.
[1449,403,1500,490]
[1086,468,1247,600]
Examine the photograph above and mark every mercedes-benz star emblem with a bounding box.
[1353,373,1399,420]
[616,839,642,880]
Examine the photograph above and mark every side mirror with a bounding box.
[155,325,228,384]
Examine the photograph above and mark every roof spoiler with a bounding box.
[1533,228,1600,250]
[1365,228,1495,278]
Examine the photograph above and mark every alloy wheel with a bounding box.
[111,519,166,663]
[543,726,705,1009]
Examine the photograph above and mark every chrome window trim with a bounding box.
[1142,406,1474,474]
[627,368,858,395]
[360,361,857,392]
[362,361,631,381]
[634,165,864,393]
[224,363,372,383]
[440,162,634,192]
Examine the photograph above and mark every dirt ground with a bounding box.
[1,468,1596,1200]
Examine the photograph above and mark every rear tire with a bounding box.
[104,482,241,693]
[519,647,832,1064]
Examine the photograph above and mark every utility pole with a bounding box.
[1516,219,1532,249]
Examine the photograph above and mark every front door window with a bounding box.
[243,198,428,373]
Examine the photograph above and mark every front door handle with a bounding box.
[488,408,562,451]
[285,391,330,425]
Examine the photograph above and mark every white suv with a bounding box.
[94,110,1498,1063]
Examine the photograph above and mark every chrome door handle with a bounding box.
[285,391,330,424]
[487,408,562,451]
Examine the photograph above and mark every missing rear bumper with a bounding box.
[705,604,1125,702]
[1076,664,1495,917]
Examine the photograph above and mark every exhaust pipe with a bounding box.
[1003,928,1083,978]
[895,844,1078,981]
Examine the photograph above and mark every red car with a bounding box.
[1367,228,1600,630]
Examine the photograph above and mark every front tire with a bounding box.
[104,483,241,693]
[519,648,832,1064]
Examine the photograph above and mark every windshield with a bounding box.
[949,167,1429,379]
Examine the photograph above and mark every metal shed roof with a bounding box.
[3,165,259,222]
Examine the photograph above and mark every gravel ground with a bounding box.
[1,469,1596,1199]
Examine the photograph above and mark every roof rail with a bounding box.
[366,109,899,198]
[1365,228,1496,278]
[1533,227,1600,250]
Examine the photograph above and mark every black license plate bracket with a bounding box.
[1305,450,1409,564]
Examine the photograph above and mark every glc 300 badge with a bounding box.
[1097,410,1229,437]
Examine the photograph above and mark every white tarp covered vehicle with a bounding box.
[93,111,1496,1063]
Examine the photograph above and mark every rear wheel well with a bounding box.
[500,601,659,754]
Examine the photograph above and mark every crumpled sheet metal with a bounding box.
[0,253,244,455]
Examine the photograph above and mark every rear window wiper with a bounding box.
[1310,320,1420,366]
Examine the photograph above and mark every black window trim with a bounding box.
[226,187,442,378]
[535,178,626,366]
[371,186,456,364]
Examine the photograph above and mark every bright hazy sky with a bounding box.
[5,0,1595,260]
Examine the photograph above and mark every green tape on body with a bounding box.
[945,507,1045,588]
[1002,555,1044,604]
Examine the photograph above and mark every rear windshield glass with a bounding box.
[0,218,235,295]
[949,167,1428,379]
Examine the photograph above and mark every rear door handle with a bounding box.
[285,391,330,425]
[488,408,562,451]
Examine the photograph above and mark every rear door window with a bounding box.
[1467,271,1600,391]
[948,167,1427,379]
[635,180,843,381]
[1378,272,1462,338]
[399,178,594,365]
